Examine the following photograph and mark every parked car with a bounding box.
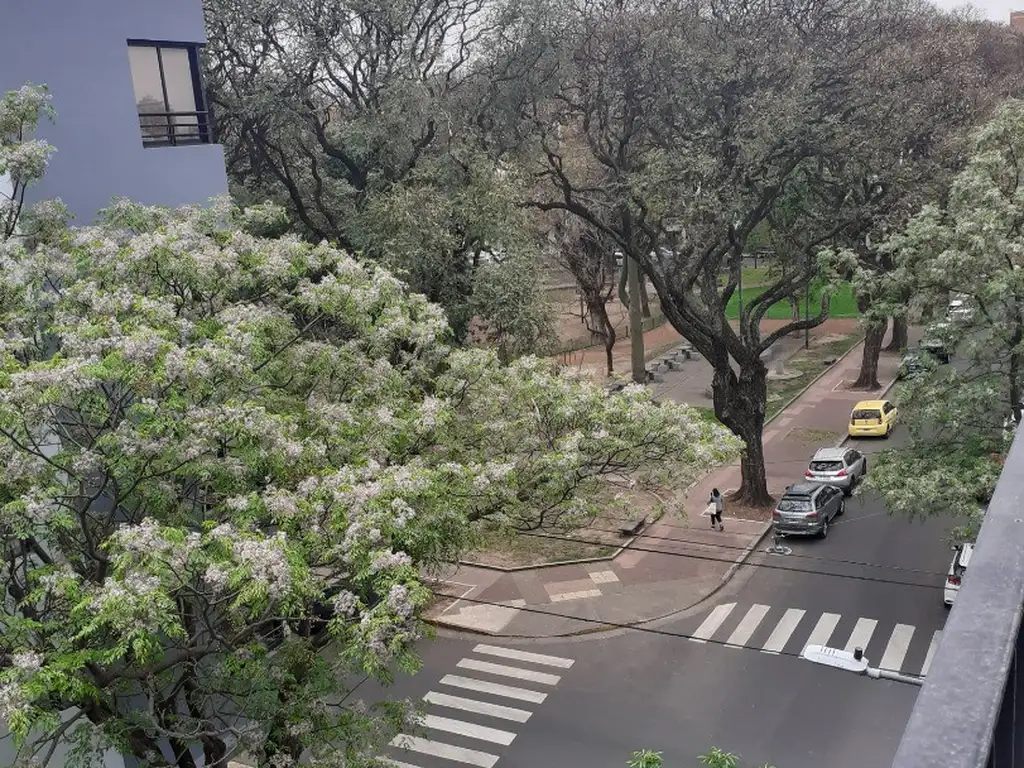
[944,543,973,607]
[772,483,845,539]
[947,297,975,323]
[897,353,928,380]
[920,323,952,364]
[848,399,898,438]
[804,447,866,496]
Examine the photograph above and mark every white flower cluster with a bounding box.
[231,533,292,600]
[11,651,43,672]
[369,549,412,574]
[0,682,28,722]
[112,518,201,570]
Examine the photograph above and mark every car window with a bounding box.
[883,402,894,414]
[778,498,812,512]
[810,460,843,472]
[852,409,881,420]
[843,451,855,464]
[818,487,837,504]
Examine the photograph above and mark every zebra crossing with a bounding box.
[382,643,574,768]
[687,601,943,677]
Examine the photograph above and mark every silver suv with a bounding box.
[803,447,866,496]
[773,483,845,539]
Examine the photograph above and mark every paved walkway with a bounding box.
[426,327,908,638]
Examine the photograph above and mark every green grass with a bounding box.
[724,282,858,321]
[717,266,773,287]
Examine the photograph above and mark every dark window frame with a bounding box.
[127,39,213,147]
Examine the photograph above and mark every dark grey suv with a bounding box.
[772,483,845,539]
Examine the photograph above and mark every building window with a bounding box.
[127,41,211,147]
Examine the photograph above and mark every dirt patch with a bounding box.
[834,379,886,393]
[723,497,775,523]
[786,427,841,445]
[465,484,667,568]
[766,333,862,420]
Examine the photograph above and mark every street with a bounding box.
[369,414,960,768]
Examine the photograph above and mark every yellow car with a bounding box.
[848,399,898,438]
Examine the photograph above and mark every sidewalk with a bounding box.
[426,328,907,638]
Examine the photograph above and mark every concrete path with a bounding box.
[427,326,907,638]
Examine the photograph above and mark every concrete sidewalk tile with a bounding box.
[511,571,552,604]
[615,547,646,568]
[476,575,527,604]
[544,577,599,597]
[586,567,621,584]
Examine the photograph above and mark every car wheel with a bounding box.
[819,518,829,538]
[837,500,845,516]
[843,482,852,498]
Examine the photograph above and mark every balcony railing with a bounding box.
[892,434,1024,767]
[138,110,211,147]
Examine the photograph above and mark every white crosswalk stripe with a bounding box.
[473,644,575,668]
[424,691,533,722]
[423,714,517,745]
[762,608,806,654]
[387,644,575,768]
[921,630,943,676]
[439,674,548,703]
[879,624,916,672]
[687,602,946,678]
[456,658,562,685]
[843,618,878,653]
[691,602,736,643]
[806,613,842,648]
[390,734,499,767]
[725,604,770,648]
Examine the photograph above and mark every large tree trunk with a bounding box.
[852,322,885,389]
[712,362,774,507]
[587,298,616,376]
[883,316,908,352]
[639,272,652,318]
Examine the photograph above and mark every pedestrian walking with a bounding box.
[708,488,724,531]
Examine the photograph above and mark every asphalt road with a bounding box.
[367,398,961,768]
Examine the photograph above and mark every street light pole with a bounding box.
[801,644,924,687]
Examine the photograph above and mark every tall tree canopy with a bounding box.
[484,0,999,504]
[866,101,1024,539]
[201,0,551,350]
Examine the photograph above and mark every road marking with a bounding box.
[806,612,841,647]
[844,618,878,653]
[379,759,420,768]
[761,608,806,654]
[423,714,517,745]
[390,734,498,767]
[439,674,547,703]
[725,604,771,648]
[921,630,943,676]
[879,624,916,672]
[549,588,602,602]
[457,658,561,685]
[424,691,532,723]
[473,644,575,669]
[690,602,736,643]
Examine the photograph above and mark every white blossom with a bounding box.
[11,651,43,672]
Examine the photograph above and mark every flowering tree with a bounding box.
[0,84,65,241]
[864,101,1024,539]
[0,198,738,767]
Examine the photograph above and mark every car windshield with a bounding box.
[852,409,881,420]
[778,498,812,512]
[810,460,843,472]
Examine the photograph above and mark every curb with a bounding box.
[426,521,775,640]
[457,484,687,573]
[764,334,866,427]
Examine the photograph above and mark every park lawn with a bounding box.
[717,266,772,287]
[724,282,858,320]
